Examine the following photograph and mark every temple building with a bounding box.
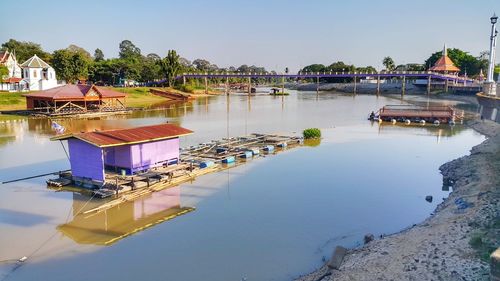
[23,84,127,115]
[0,50,23,91]
[429,45,460,74]
[20,54,58,91]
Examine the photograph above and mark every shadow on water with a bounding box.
[0,209,53,227]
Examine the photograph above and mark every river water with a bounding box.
[0,89,485,281]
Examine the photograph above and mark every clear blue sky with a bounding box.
[1,0,499,72]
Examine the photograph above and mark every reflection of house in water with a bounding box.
[57,186,194,245]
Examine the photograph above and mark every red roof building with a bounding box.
[429,45,460,73]
[23,84,127,115]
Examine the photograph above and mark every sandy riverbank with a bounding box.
[296,117,499,280]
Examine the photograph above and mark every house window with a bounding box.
[33,70,37,78]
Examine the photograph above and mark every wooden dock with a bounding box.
[50,133,302,213]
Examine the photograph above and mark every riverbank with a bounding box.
[0,86,219,113]
[296,118,499,281]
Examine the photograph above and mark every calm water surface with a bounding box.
[0,90,485,281]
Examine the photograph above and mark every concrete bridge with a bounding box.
[172,71,476,95]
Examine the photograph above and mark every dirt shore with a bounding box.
[296,118,499,281]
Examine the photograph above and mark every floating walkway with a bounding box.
[371,105,463,124]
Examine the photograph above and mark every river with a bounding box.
[0,89,485,281]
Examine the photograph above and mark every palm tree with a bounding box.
[382,56,395,71]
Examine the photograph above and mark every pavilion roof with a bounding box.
[53,123,194,147]
[23,84,126,100]
[429,56,460,72]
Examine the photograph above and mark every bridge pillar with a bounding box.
[316,76,320,93]
[248,76,251,95]
[445,79,449,93]
[282,75,285,94]
[376,75,380,95]
[204,76,208,94]
[225,76,229,95]
[402,76,406,96]
[353,76,357,94]
[427,75,431,95]
[182,75,186,85]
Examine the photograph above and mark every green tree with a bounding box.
[94,48,104,61]
[1,39,51,63]
[119,40,141,60]
[301,64,327,73]
[424,48,485,76]
[382,57,395,71]
[158,50,181,87]
[356,66,377,73]
[327,61,356,72]
[52,49,91,83]
[0,65,8,82]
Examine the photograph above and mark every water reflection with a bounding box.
[58,186,194,246]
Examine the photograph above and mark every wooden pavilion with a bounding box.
[23,84,127,115]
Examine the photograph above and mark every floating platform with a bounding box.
[373,105,461,124]
[48,133,303,210]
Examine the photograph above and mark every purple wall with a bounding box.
[102,138,179,174]
[68,139,105,182]
[130,138,179,173]
[104,145,132,168]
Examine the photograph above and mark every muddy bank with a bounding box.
[296,119,499,281]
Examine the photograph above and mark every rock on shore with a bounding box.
[296,119,499,281]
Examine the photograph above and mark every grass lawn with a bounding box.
[0,91,26,111]
[106,87,174,107]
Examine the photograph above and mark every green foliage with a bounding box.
[94,48,104,61]
[119,40,141,60]
[424,48,487,76]
[0,65,8,82]
[1,39,51,63]
[382,56,395,71]
[356,66,377,73]
[158,50,181,87]
[51,48,91,83]
[303,128,321,139]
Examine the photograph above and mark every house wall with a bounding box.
[68,139,105,183]
[130,138,179,173]
[104,145,132,171]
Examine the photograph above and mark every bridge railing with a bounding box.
[177,71,475,82]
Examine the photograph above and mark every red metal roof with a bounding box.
[23,84,126,100]
[429,55,460,72]
[2,77,22,83]
[55,123,193,147]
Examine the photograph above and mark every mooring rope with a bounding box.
[59,140,70,161]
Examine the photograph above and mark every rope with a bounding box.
[59,140,70,161]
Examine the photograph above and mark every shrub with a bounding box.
[303,128,321,139]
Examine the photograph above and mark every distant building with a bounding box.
[429,45,460,74]
[20,54,58,91]
[0,50,23,91]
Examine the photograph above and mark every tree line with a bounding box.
[301,48,494,79]
[0,39,272,86]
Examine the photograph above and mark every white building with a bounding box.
[0,50,23,91]
[20,54,58,91]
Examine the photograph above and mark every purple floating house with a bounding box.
[55,124,193,187]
